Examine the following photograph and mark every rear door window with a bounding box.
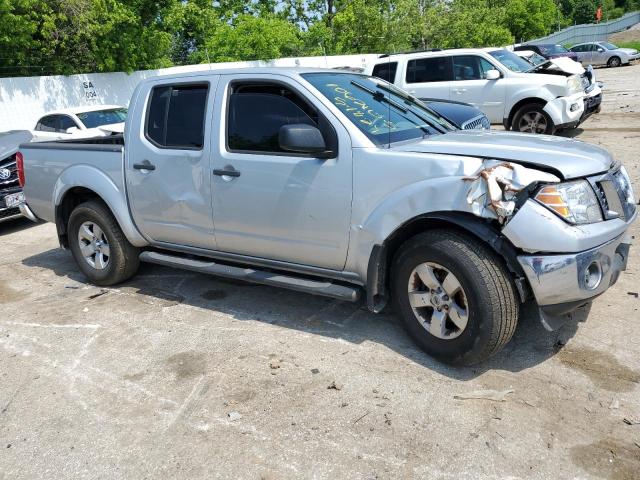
[36,116,57,132]
[145,84,209,149]
[406,57,453,83]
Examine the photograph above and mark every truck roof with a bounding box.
[147,66,349,83]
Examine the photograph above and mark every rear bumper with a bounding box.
[518,232,632,329]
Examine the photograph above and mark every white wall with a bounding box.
[0,54,379,132]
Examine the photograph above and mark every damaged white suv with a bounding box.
[18,68,634,365]
[365,48,602,134]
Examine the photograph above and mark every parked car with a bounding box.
[514,44,579,62]
[370,62,489,130]
[569,41,640,68]
[32,105,127,142]
[364,48,601,134]
[513,49,548,66]
[17,68,635,364]
[0,131,32,223]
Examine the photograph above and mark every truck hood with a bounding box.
[391,130,615,179]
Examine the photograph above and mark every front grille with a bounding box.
[461,114,491,130]
[590,168,636,221]
[0,154,19,189]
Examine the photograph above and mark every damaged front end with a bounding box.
[462,159,635,331]
[464,159,560,224]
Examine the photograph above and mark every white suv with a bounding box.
[365,48,601,134]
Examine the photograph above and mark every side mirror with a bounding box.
[66,126,79,134]
[597,48,605,52]
[485,69,501,80]
[279,124,331,156]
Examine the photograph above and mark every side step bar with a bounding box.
[139,251,362,302]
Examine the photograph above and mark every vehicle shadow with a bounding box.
[557,128,584,138]
[22,248,584,381]
[0,217,38,236]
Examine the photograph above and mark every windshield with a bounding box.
[302,73,455,145]
[600,42,618,50]
[489,49,534,72]
[76,108,127,128]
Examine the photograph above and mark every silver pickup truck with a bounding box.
[17,68,636,365]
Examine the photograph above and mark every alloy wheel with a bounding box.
[407,262,469,340]
[518,111,548,134]
[78,221,110,270]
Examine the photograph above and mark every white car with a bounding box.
[365,48,602,134]
[32,105,127,141]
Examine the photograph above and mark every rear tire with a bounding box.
[512,103,555,135]
[68,200,140,286]
[607,56,621,68]
[391,230,519,365]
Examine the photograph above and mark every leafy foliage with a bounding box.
[1,0,638,77]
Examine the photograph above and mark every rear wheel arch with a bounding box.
[56,187,106,248]
[366,212,526,313]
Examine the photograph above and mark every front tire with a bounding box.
[391,230,519,365]
[68,200,140,286]
[512,104,555,135]
[607,56,621,68]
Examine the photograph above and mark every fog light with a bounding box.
[583,261,602,290]
[570,103,580,112]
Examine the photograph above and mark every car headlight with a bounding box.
[567,75,583,94]
[535,180,603,224]
[617,166,636,205]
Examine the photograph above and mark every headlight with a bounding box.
[535,180,603,224]
[567,75,583,94]
[617,166,636,205]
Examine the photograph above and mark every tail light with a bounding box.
[16,151,25,187]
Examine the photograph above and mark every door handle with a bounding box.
[133,161,156,171]
[453,88,467,94]
[213,167,241,178]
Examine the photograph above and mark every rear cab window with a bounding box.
[145,83,209,149]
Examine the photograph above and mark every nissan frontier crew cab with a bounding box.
[17,68,635,365]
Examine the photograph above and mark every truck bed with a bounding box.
[20,135,125,224]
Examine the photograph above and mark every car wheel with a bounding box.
[391,230,519,365]
[68,200,140,286]
[607,56,621,68]
[512,104,555,135]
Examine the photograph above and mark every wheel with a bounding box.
[607,56,621,68]
[391,230,519,365]
[512,104,555,134]
[68,200,140,286]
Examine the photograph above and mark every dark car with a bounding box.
[368,63,490,130]
[0,130,32,223]
[514,44,579,62]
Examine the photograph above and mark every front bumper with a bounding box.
[544,92,585,129]
[518,233,632,329]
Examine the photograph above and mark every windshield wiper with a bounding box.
[350,81,408,113]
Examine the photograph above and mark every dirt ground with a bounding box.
[1,64,640,480]
[609,22,640,43]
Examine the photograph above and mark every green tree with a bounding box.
[502,0,561,42]
[573,0,596,23]
[198,14,302,62]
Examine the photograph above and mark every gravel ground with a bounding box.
[1,63,639,480]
